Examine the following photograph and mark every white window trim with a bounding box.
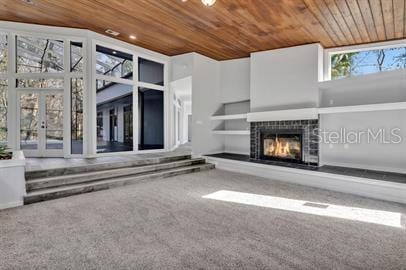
[1,30,84,156]
[0,21,171,158]
[91,39,170,157]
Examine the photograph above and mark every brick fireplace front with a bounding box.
[250,120,319,166]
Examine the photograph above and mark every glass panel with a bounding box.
[0,80,7,145]
[16,78,64,89]
[70,42,83,72]
[138,88,164,150]
[71,78,84,154]
[0,34,7,74]
[46,94,63,150]
[20,93,39,150]
[331,46,406,80]
[139,58,164,86]
[16,35,64,73]
[96,80,133,153]
[95,45,133,79]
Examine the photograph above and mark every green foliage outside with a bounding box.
[331,53,355,80]
[0,144,11,159]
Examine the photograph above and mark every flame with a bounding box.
[264,136,292,158]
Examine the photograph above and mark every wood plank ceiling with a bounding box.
[0,0,405,60]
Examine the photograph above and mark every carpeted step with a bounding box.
[25,154,192,180]
[26,158,206,191]
[24,163,215,204]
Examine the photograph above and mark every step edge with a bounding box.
[27,158,205,184]
[26,159,206,191]
[24,164,214,204]
[25,163,214,197]
[25,154,193,179]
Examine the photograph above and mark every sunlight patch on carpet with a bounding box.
[203,190,404,228]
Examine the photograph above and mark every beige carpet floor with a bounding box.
[1,169,405,269]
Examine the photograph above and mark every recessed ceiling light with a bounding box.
[201,0,216,6]
[105,29,120,36]
[112,51,117,54]
[129,35,137,40]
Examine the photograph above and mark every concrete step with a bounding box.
[24,163,215,204]
[27,158,206,191]
[25,154,192,180]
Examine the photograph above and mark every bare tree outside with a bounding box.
[15,36,65,148]
[0,34,8,145]
[331,46,406,80]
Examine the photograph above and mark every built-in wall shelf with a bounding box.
[212,100,250,137]
[318,69,406,90]
[212,130,250,135]
[211,114,247,121]
[318,102,406,114]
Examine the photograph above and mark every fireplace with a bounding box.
[251,120,319,166]
[260,129,303,163]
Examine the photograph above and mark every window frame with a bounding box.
[91,40,169,156]
[0,27,87,157]
[324,39,406,81]
[0,22,170,157]
[15,35,65,74]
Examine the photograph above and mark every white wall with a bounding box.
[223,101,250,155]
[171,53,194,82]
[171,52,225,155]
[220,58,250,103]
[181,101,191,144]
[169,40,406,174]
[320,109,406,174]
[0,151,25,209]
[320,70,406,107]
[191,53,224,155]
[169,54,194,149]
[218,59,251,154]
[250,44,323,112]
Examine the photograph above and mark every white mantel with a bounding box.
[247,108,318,122]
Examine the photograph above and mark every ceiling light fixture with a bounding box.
[112,51,117,55]
[105,29,120,36]
[201,0,216,6]
[129,35,137,40]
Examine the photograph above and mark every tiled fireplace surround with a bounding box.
[250,119,319,166]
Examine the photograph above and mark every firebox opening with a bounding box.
[260,129,303,163]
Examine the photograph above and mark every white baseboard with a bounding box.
[206,157,406,204]
[0,200,23,210]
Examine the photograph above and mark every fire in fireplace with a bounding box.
[260,129,303,163]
